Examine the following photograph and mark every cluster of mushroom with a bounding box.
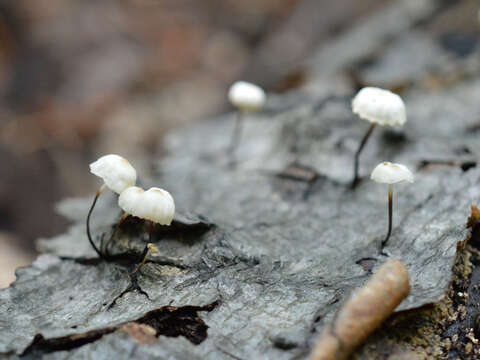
[88,154,175,272]
[86,83,414,268]
[352,86,413,248]
[227,81,414,248]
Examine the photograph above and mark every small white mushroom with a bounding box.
[87,154,137,259]
[118,186,175,274]
[228,81,266,112]
[371,162,414,184]
[371,162,414,248]
[89,154,137,194]
[227,81,266,157]
[352,87,406,127]
[119,186,175,226]
[351,87,407,188]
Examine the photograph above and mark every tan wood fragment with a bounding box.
[310,259,410,360]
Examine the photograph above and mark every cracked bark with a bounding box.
[2,1,480,358]
[21,301,218,358]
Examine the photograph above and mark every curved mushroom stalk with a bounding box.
[227,81,266,158]
[371,162,413,249]
[352,123,376,188]
[228,110,244,157]
[87,154,137,259]
[351,87,406,189]
[118,186,175,274]
[132,232,159,275]
[86,185,107,259]
[382,184,393,247]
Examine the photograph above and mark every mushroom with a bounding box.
[118,186,175,273]
[351,87,406,188]
[88,154,137,258]
[371,161,413,248]
[227,81,266,157]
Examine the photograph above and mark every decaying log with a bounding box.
[2,1,480,359]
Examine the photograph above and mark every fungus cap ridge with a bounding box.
[371,161,414,184]
[352,87,406,127]
[89,154,137,194]
[119,186,175,225]
[228,81,266,111]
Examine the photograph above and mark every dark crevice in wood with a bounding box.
[20,300,219,357]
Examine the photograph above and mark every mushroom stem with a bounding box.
[352,123,376,188]
[382,184,393,248]
[228,110,244,157]
[132,221,154,275]
[103,212,129,255]
[86,184,107,259]
[148,220,153,243]
[132,245,150,275]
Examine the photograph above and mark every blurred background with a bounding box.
[0,0,478,287]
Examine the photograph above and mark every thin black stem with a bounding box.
[132,245,150,275]
[228,111,243,158]
[149,220,153,243]
[351,123,376,189]
[86,186,107,260]
[382,184,393,248]
[131,221,154,275]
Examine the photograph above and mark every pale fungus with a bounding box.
[118,186,175,225]
[87,154,137,258]
[89,154,137,194]
[351,87,406,188]
[227,81,266,156]
[371,161,413,248]
[118,186,175,273]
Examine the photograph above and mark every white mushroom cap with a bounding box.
[371,162,414,184]
[228,81,266,111]
[118,186,175,225]
[352,87,406,127]
[89,154,137,194]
